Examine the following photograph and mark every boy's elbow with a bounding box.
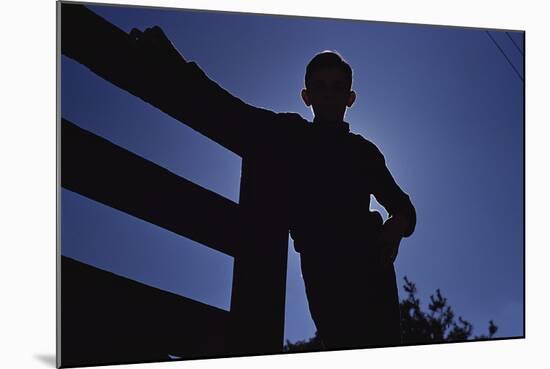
[401,199,416,238]
[392,197,416,238]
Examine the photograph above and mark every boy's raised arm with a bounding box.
[130,25,299,156]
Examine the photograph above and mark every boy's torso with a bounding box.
[285,119,384,254]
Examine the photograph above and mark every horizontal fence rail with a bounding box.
[61,118,243,257]
[61,256,231,366]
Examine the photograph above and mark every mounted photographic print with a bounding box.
[57,0,525,367]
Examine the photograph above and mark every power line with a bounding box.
[485,31,523,83]
[505,31,524,56]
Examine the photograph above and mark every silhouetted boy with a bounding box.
[131,26,416,350]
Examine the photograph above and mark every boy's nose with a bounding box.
[320,96,339,105]
[319,91,335,100]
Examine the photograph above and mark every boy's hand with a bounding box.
[377,216,408,267]
[129,25,187,65]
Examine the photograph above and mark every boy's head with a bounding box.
[302,51,356,123]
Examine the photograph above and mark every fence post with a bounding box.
[228,155,290,355]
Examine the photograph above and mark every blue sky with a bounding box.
[61,3,524,344]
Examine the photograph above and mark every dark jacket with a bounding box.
[285,118,416,254]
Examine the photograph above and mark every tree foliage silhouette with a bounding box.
[284,276,498,352]
[400,276,497,344]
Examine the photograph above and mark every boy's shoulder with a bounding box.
[275,112,314,143]
[276,112,309,127]
[348,131,386,163]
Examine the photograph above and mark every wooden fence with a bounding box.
[60,3,290,366]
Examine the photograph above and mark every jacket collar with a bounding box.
[312,117,350,133]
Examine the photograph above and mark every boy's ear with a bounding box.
[301,89,311,106]
[347,90,356,107]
